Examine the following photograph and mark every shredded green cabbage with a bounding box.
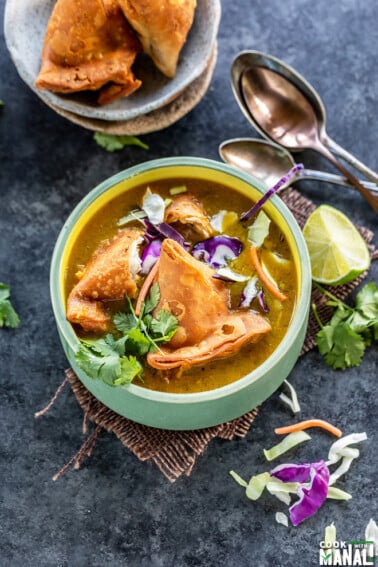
[229,470,247,488]
[365,519,378,556]
[324,521,337,546]
[247,210,271,248]
[275,512,289,526]
[169,185,187,195]
[245,472,271,501]
[327,432,367,485]
[326,487,352,500]
[279,379,301,414]
[263,431,311,461]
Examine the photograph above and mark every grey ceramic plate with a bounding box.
[4,0,221,122]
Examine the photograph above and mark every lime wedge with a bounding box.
[303,205,370,285]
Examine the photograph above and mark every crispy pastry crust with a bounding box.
[36,0,142,104]
[66,228,143,332]
[117,0,197,78]
[147,239,271,370]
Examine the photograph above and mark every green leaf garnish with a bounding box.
[93,132,149,152]
[149,309,178,341]
[0,283,20,328]
[75,334,142,386]
[313,282,378,369]
[113,312,138,333]
[143,282,160,315]
[75,283,178,386]
[124,327,152,356]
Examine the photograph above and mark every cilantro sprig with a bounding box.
[313,282,378,369]
[0,283,20,328]
[75,283,178,387]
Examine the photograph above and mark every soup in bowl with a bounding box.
[50,157,311,429]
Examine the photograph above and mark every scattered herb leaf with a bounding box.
[93,132,149,152]
[0,283,20,328]
[313,282,378,369]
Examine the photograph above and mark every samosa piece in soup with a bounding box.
[65,178,297,393]
[147,239,272,370]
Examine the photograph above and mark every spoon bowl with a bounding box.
[231,51,378,213]
[219,138,378,193]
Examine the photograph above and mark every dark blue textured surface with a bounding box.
[0,1,377,565]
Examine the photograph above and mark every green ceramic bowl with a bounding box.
[50,157,311,430]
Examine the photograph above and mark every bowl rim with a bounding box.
[4,0,221,122]
[50,157,312,404]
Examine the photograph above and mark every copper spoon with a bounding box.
[219,138,378,193]
[231,51,378,213]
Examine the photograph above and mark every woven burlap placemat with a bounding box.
[36,188,377,482]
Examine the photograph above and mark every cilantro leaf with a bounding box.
[355,282,378,320]
[113,312,137,333]
[75,336,142,386]
[316,325,335,356]
[75,343,121,385]
[0,283,20,328]
[143,282,160,314]
[317,322,365,369]
[149,309,178,340]
[314,282,377,370]
[94,132,149,152]
[114,356,142,386]
[124,327,151,355]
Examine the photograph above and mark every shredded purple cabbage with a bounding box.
[143,219,161,242]
[258,289,269,313]
[143,219,187,248]
[270,460,330,526]
[240,164,304,221]
[192,235,243,268]
[140,239,162,275]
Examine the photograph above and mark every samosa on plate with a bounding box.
[147,239,272,371]
[117,0,197,78]
[36,0,142,105]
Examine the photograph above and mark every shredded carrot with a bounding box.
[274,419,342,438]
[135,259,160,316]
[250,246,288,302]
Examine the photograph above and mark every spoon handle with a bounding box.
[314,142,378,214]
[301,169,378,194]
[324,136,378,184]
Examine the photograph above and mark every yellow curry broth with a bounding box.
[65,178,297,393]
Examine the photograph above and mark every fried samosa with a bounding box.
[147,239,272,371]
[164,194,214,239]
[36,0,142,105]
[117,0,197,78]
[67,228,143,332]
